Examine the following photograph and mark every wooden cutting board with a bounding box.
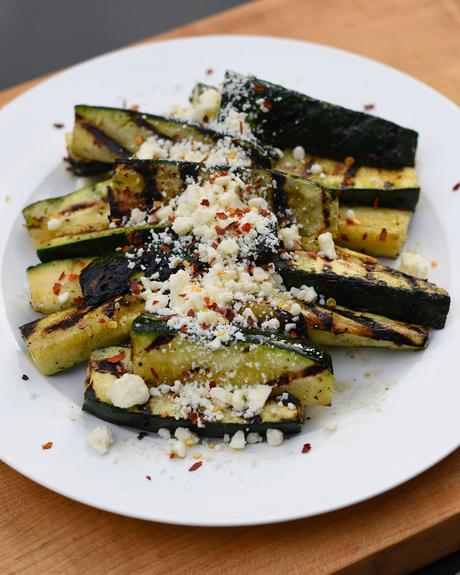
[1,1,459,573]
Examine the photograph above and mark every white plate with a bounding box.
[0,35,459,526]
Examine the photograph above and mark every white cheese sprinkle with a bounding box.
[292,146,306,162]
[157,428,171,440]
[86,425,114,455]
[47,218,61,230]
[246,432,263,444]
[107,373,150,409]
[266,428,284,446]
[400,252,429,279]
[57,291,69,304]
[229,430,246,450]
[310,162,323,175]
[278,225,301,250]
[318,232,337,260]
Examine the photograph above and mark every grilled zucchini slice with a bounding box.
[131,316,334,407]
[27,258,93,313]
[278,247,450,329]
[337,205,412,258]
[109,160,338,238]
[219,71,418,169]
[23,181,109,246]
[275,151,420,210]
[20,295,144,375]
[249,300,428,350]
[69,105,271,174]
[83,346,303,437]
[36,225,162,262]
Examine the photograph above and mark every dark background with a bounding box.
[1,1,459,573]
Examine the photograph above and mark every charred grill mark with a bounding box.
[144,334,175,352]
[178,161,202,183]
[132,115,171,140]
[128,162,162,209]
[20,319,39,340]
[331,307,427,347]
[95,359,120,374]
[321,189,331,228]
[77,118,131,157]
[301,364,327,377]
[59,201,100,215]
[103,300,117,318]
[307,305,333,330]
[43,307,90,333]
[271,172,289,223]
[265,364,327,387]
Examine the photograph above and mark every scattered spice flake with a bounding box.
[106,351,125,363]
[145,475,152,481]
[452,182,460,191]
[379,228,388,241]
[150,367,159,380]
[205,68,214,75]
[344,156,355,167]
[188,461,203,472]
[253,84,265,94]
[42,441,53,450]
[241,222,251,233]
[301,443,311,454]
[363,103,375,111]
[53,123,64,129]
[58,271,66,281]
[130,281,141,295]
[431,260,438,268]
[138,432,148,440]
[129,104,139,111]
[52,282,62,295]
[200,198,210,206]
[21,374,29,381]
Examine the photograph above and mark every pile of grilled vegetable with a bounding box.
[20,71,450,442]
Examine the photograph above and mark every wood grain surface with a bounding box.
[1,0,459,573]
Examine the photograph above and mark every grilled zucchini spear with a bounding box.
[83,346,304,437]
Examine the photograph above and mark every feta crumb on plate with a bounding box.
[400,252,429,279]
[266,428,284,446]
[86,425,114,455]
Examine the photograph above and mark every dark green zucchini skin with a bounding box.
[220,71,418,169]
[83,386,302,437]
[70,104,272,175]
[36,226,163,263]
[277,251,450,329]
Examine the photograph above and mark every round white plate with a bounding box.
[0,35,459,526]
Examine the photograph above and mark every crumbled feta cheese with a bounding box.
[260,317,281,331]
[246,432,263,444]
[318,232,337,260]
[222,433,231,443]
[292,146,306,162]
[86,425,114,455]
[266,428,284,446]
[400,252,429,279]
[175,427,199,445]
[278,225,301,250]
[310,162,323,175]
[229,430,246,450]
[107,373,150,408]
[47,218,61,230]
[157,428,171,440]
[346,208,356,220]
[126,207,148,226]
[170,439,186,458]
[57,291,69,304]
[290,285,317,303]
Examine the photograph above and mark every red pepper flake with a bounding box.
[260,209,270,217]
[53,123,64,129]
[52,282,62,295]
[344,156,355,167]
[209,380,216,388]
[187,309,195,317]
[161,244,171,253]
[122,246,132,253]
[215,225,226,236]
[42,441,53,450]
[363,103,375,111]
[169,452,176,460]
[379,228,388,241]
[241,222,251,233]
[180,326,188,334]
[362,233,368,240]
[225,309,235,322]
[253,84,265,94]
[301,442,311,454]
[262,99,272,111]
[290,331,298,339]
[150,367,159,380]
[205,68,214,75]
[188,461,203,472]
[373,197,379,209]
[307,251,317,258]
[74,297,84,306]
[200,198,210,206]
[145,475,152,481]
[130,281,141,295]
[98,317,106,324]
[129,104,139,111]
[21,374,29,381]
[452,182,460,191]
[202,323,210,330]
[58,271,66,281]
[216,212,228,220]
[68,273,79,282]
[106,351,125,364]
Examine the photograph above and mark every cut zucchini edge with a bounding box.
[83,346,303,437]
